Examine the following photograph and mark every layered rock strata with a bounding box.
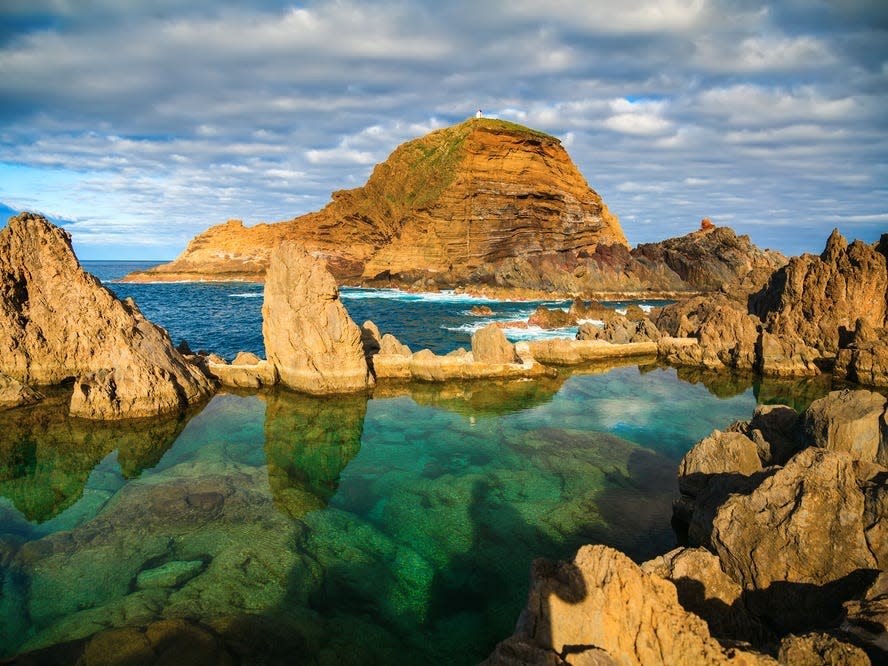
[123,120,782,296]
[262,242,372,394]
[0,213,213,419]
[125,119,627,287]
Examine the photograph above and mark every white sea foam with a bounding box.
[229,293,263,298]
[340,287,503,304]
[441,321,579,342]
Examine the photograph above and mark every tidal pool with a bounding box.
[0,364,833,664]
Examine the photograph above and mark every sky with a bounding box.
[0,1,886,260]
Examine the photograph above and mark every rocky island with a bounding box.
[122,119,783,297]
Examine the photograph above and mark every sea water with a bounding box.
[0,262,836,663]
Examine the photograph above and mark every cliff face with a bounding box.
[124,118,627,285]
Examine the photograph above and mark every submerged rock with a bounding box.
[262,242,372,394]
[0,213,213,419]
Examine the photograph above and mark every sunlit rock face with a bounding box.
[123,119,628,289]
[0,212,213,418]
[261,242,372,395]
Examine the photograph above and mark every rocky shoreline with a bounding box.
[485,388,887,665]
[1,211,886,664]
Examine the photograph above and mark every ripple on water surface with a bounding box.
[0,363,838,664]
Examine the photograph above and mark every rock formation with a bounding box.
[0,373,42,411]
[262,242,372,394]
[484,545,775,665]
[750,230,888,354]
[123,120,783,296]
[125,118,627,288]
[0,213,213,419]
[653,229,888,386]
[490,389,886,664]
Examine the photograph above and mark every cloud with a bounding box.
[0,0,885,259]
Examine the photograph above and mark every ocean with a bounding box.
[0,261,835,664]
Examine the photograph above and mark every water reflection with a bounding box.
[264,389,367,518]
[0,388,192,523]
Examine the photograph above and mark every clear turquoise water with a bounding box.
[0,263,838,663]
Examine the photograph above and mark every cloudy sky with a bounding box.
[1,0,886,260]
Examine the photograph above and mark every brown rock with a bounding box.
[205,358,277,389]
[232,351,262,366]
[472,323,519,364]
[484,545,774,666]
[755,331,820,377]
[568,298,613,321]
[578,315,660,344]
[470,305,494,316]
[379,333,412,357]
[746,404,801,466]
[841,571,888,657]
[857,462,888,569]
[0,373,42,411]
[360,320,382,358]
[528,305,574,329]
[0,213,213,419]
[750,229,888,354]
[677,430,763,501]
[641,547,772,644]
[835,320,888,388]
[777,633,870,666]
[526,339,658,366]
[126,119,627,287]
[709,447,878,631]
[261,242,371,394]
[802,389,887,464]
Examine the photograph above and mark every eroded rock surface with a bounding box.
[0,213,213,419]
[262,242,372,394]
[484,545,774,666]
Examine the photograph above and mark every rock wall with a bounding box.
[0,213,213,419]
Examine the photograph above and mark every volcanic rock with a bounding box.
[472,323,520,364]
[0,213,213,419]
[802,389,887,465]
[578,315,660,344]
[126,119,627,287]
[483,545,774,666]
[777,633,870,666]
[641,547,772,644]
[835,319,888,388]
[0,373,42,411]
[262,242,371,394]
[527,305,574,329]
[750,229,888,354]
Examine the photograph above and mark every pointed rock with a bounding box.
[262,242,371,394]
[0,213,213,419]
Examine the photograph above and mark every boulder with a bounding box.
[802,389,887,465]
[578,315,660,344]
[262,242,372,394]
[709,447,878,632]
[0,373,42,411]
[857,462,888,570]
[484,545,774,666]
[205,357,277,389]
[528,305,574,329]
[745,404,801,466]
[677,430,762,501]
[641,547,772,644]
[841,571,888,658]
[360,320,382,358]
[0,213,213,419]
[232,351,262,366]
[835,321,888,388]
[472,323,519,364]
[755,331,820,377]
[470,305,494,316]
